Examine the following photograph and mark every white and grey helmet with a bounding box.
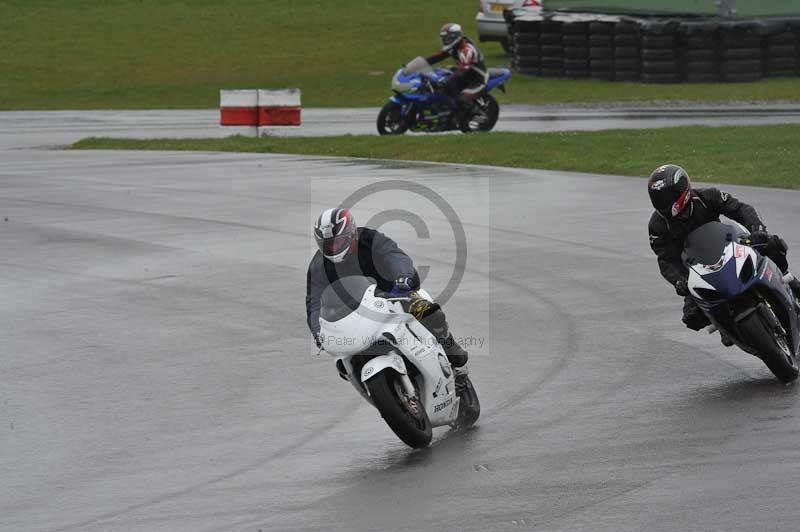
[440,22,463,51]
[314,208,357,263]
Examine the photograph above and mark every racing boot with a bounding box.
[454,95,478,130]
[335,360,348,382]
[453,363,470,394]
[441,331,469,370]
[789,278,800,303]
[440,333,479,426]
[720,332,734,347]
[782,273,800,310]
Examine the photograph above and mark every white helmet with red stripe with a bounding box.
[314,208,358,263]
[440,22,463,51]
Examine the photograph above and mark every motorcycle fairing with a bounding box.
[486,68,511,92]
[320,281,460,427]
[687,238,799,357]
[361,352,407,382]
[688,242,760,307]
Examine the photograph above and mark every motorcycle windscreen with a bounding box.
[320,276,375,323]
[683,221,748,268]
[403,57,433,75]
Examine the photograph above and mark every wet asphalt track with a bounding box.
[2,113,800,532]
[4,103,800,146]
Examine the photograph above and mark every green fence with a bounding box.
[544,1,800,17]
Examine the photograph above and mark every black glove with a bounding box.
[674,279,690,297]
[749,230,770,246]
[389,276,413,297]
[771,234,788,253]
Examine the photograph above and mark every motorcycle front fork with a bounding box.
[399,373,417,399]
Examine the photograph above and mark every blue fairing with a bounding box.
[754,257,797,309]
[686,222,799,360]
[697,253,799,355]
[698,256,789,310]
[387,66,509,106]
[697,257,755,306]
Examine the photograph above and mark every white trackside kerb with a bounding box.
[319,285,461,427]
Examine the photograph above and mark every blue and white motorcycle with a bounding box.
[683,221,800,382]
[377,56,511,135]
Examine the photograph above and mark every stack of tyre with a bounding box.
[682,22,720,83]
[510,18,541,75]
[588,22,614,80]
[764,24,797,77]
[613,20,641,81]
[563,21,590,78]
[640,21,680,83]
[540,20,565,77]
[720,23,763,82]
[506,13,800,83]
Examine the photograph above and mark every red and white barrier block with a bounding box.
[258,89,301,127]
[219,89,301,136]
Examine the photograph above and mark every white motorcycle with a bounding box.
[319,276,480,448]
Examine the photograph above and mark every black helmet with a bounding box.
[314,208,357,263]
[439,23,463,51]
[648,164,693,218]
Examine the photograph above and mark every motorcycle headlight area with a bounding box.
[688,243,757,301]
[738,255,756,283]
[732,244,760,284]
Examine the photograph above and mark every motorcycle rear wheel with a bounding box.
[459,94,500,133]
[366,370,432,448]
[739,312,799,383]
[376,102,409,135]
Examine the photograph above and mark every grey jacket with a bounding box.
[305,227,419,336]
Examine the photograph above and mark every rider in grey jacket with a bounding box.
[306,208,469,374]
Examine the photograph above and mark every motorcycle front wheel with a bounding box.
[376,102,409,135]
[738,311,799,383]
[366,370,432,448]
[459,94,499,133]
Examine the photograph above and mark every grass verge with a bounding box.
[73,124,800,189]
[3,0,800,109]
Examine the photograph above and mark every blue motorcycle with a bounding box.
[683,221,800,382]
[377,57,511,135]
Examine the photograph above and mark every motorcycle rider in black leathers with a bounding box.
[425,23,488,126]
[306,207,474,395]
[647,164,800,342]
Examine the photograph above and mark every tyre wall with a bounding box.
[504,11,800,82]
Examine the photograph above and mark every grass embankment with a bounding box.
[3,0,800,109]
[73,124,800,188]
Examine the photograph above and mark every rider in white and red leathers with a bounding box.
[425,23,489,121]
